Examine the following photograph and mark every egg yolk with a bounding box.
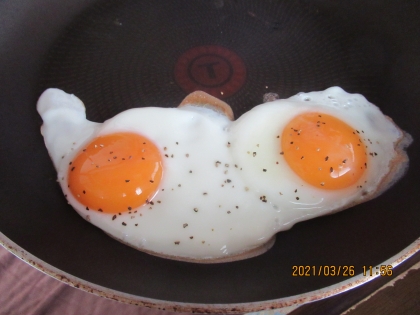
[281,112,367,189]
[68,132,163,214]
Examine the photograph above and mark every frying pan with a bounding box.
[1,0,419,313]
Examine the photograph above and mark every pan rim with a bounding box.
[1,232,419,314]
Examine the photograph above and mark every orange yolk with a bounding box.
[281,112,367,189]
[68,132,163,214]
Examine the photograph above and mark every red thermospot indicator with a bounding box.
[174,45,247,99]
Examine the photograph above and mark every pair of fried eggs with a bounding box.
[37,87,411,262]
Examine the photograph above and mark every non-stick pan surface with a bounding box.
[1,0,419,312]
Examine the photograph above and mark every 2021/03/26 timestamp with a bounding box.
[292,265,355,277]
[292,265,394,277]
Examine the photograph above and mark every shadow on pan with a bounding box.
[0,0,419,310]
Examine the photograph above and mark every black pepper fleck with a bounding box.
[112,215,117,220]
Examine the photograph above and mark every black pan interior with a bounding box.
[0,0,419,305]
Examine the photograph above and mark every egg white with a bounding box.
[38,89,276,260]
[37,87,409,261]
[229,87,406,228]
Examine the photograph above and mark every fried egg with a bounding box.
[229,87,411,230]
[37,87,411,262]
